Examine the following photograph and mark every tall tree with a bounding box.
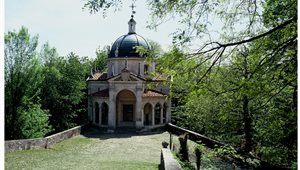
[5,27,51,139]
[40,48,90,132]
[93,46,108,72]
[156,44,296,167]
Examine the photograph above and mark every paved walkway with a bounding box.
[5,128,169,170]
[81,128,169,164]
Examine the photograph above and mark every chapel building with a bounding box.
[87,15,171,130]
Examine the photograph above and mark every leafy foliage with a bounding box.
[94,46,108,72]
[5,27,107,139]
[40,49,91,132]
[16,104,52,139]
[5,27,48,139]
[156,44,296,168]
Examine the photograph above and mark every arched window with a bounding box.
[95,102,99,124]
[111,63,115,76]
[155,103,161,125]
[144,103,152,126]
[144,64,149,75]
[101,102,108,125]
[163,102,167,123]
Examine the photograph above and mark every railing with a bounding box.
[166,123,224,149]
[165,123,288,170]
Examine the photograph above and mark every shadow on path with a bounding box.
[81,126,166,140]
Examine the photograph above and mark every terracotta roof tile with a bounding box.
[146,74,167,81]
[153,74,167,81]
[88,72,108,81]
[143,90,165,97]
[106,70,146,81]
[90,89,109,97]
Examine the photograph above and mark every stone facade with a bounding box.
[87,63,171,130]
[87,16,171,130]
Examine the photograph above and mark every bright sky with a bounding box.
[5,0,178,58]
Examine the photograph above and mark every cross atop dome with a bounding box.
[129,0,136,17]
[128,1,137,34]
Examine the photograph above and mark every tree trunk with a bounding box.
[293,85,297,108]
[243,96,252,153]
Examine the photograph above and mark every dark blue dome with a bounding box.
[109,33,151,58]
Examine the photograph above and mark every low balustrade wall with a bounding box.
[160,148,181,170]
[5,123,90,152]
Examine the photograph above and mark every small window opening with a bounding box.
[144,64,149,75]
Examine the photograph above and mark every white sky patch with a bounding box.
[5,0,178,58]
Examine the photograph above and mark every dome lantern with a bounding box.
[108,16,151,58]
[108,3,151,58]
[128,15,136,34]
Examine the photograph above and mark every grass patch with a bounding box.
[5,129,168,170]
[95,161,158,170]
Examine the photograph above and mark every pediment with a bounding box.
[114,75,138,81]
[108,72,144,82]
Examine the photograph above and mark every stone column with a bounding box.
[152,106,155,126]
[135,84,143,128]
[108,84,116,129]
[90,98,94,124]
[98,99,101,126]
[99,101,102,126]
[141,109,144,126]
[87,88,93,122]
[168,98,172,123]
[160,104,163,124]
[92,103,95,124]
[93,101,98,125]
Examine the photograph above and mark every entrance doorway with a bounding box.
[116,89,136,127]
[123,104,134,121]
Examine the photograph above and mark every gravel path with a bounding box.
[81,128,169,164]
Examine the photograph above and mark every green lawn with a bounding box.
[5,128,169,170]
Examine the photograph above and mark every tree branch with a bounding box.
[218,16,296,47]
[250,35,297,78]
[252,77,297,111]
[197,47,226,84]
[193,16,296,55]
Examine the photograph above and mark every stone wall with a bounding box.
[5,123,89,152]
[160,148,181,170]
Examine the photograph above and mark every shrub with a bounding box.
[16,104,52,139]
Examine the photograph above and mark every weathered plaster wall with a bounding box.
[107,57,154,77]
[88,81,108,95]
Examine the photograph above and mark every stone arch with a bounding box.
[143,103,152,126]
[154,103,161,125]
[115,88,137,98]
[116,89,136,127]
[101,102,108,125]
[95,102,99,124]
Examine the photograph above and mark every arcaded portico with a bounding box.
[87,15,171,130]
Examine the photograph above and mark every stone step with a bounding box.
[114,127,137,134]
